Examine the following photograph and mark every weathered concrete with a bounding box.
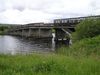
[6,15,100,45]
[7,23,53,39]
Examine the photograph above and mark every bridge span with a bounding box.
[7,23,53,38]
[6,15,100,44]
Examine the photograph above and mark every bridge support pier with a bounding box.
[9,28,53,39]
[55,28,72,45]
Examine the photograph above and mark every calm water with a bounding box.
[0,35,55,54]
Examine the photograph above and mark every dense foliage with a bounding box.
[73,19,100,41]
[0,26,8,31]
[0,25,8,34]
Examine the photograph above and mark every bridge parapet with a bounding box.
[54,15,100,28]
[7,23,54,31]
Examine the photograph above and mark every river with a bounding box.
[0,35,55,54]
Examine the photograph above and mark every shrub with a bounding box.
[0,26,8,31]
[73,19,100,41]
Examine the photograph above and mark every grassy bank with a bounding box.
[57,35,100,57]
[0,54,100,75]
[0,36,100,75]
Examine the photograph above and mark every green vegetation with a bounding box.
[0,19,100,75]
[57,19,100,57]
[0,54,100,75]
[73,19,100,41]
[57,35,100,57]
[0,25,8,35]
[52,28,55,33]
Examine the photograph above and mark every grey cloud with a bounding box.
[0,0,100,24]
[13,6,25,11]
[10,0,55,11]
[90,0,100,10]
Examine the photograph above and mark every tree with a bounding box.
[73,19,100,41]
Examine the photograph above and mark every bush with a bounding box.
[0,26,8,31]
[73,19,100,41]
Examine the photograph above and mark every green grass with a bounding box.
[57,35,100,57]
[0,54,100,75]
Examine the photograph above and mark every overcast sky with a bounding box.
[0,0,100,24]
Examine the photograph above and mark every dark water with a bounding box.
[0,35,55,54]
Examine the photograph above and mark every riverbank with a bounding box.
[0,53,100,75]
[0,35,100,75]
[57,35,100,57]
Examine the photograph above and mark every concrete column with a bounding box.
[22,29,24,37]
[38,28,41,38]
[28,28,31,37]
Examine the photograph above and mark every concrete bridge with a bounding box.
[54,15,100,41]
[7,23,53,39]
[6,15,100,44]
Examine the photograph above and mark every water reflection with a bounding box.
[0,35,54,54]
[52,33,55,51]
[0,33,69,54]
